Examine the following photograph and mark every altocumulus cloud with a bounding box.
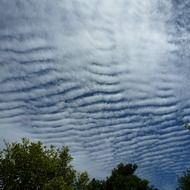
[0,0,190,189]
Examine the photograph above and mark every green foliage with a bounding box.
[105,163,157,190]
[75,172,90,190]
[177,169,190,190]
[0,138,158,190]
[0,138,76,190]
[87,179,105,190]
[183,123,190,130]
[43,177,74,190]
[87,163,158,190]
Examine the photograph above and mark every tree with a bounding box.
[87,163,158,190]
[43,176,74,190]
[0,138,158,190]
[105,163,158,190]
[177,169,190,190]
[0,138,76,190]
[87,178,106,190]
[75,172,90,190]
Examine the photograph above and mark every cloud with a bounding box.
[0,0,190,189]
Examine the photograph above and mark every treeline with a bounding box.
[0,139,189,190]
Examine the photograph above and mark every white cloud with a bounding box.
[0,0,190,189]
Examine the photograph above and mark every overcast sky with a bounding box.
[0,0,190,189]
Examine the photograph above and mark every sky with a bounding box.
[0,0,190,189]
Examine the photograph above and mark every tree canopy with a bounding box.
[0,138,158,190]
[0,138,76,190]
[88,163,158,190]
[177,169,190,190]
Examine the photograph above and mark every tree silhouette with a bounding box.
[177,169,190,190]
[105,163,158,190]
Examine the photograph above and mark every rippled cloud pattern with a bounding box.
[0,0,190,189]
